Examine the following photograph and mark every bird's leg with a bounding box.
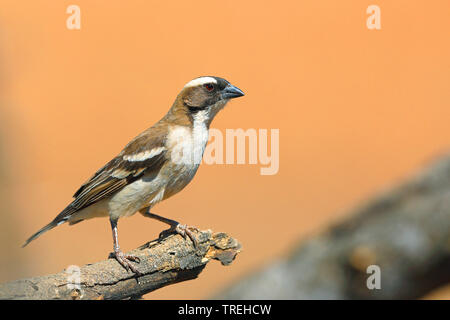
[110,218,141,275]
[142,209,199,248]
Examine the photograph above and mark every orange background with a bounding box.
[0,1,449,299]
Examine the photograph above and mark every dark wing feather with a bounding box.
[60,125,168,220]
[71,131,167,211]
[73,156,121,198]
[71,151,166,211]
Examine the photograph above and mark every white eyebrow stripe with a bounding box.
[184,76,217,88]
[123,147,166,162]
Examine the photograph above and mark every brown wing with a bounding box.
[70,154,163,210]
[72,127,167,210]
[52,125,168,224]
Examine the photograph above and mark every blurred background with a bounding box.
[0,1,449,299]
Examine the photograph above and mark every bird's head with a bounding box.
[170,76,244,126]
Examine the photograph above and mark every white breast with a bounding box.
[168,110,209,167]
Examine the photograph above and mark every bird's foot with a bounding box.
[159,224,199,248]
[113,249,141,275]
[176,224,200,248]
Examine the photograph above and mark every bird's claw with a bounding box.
[113,250,141,275]
[175,224,199,248]
[157,223,199,248]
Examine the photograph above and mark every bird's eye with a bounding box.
[204,83,214,91]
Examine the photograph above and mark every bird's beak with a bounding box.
[221,84,245,100]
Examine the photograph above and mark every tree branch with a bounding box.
[0,230,241,300]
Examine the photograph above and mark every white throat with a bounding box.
[190,99,227,161]
[168,100,228,166]
[168,110,210,166]
[191,109,210,164]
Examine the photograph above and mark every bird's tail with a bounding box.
[22,221,59,248]
[22,205,75,248]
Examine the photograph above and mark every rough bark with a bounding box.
[216,155,450,299]
[0,230,241,300]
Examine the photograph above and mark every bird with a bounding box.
[23,76,245,274]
